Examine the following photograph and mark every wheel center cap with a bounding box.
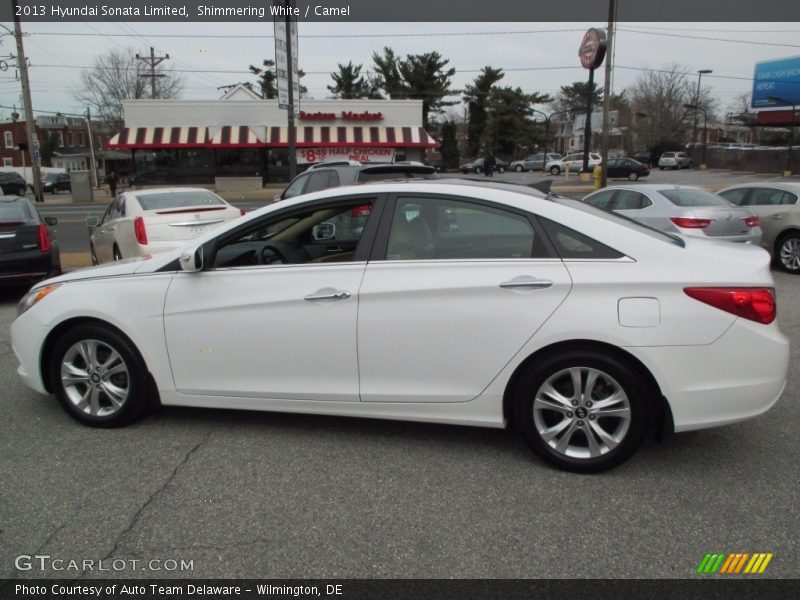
[90,373,100,383]
[575,407,588,419]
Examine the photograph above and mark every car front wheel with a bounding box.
[549,166,561,175]
[49,324,151,427]
[515,165,524,172]
[628,172,639,181]
[498,167,505,173]
[777,232,800,273]
[514,350,649,472]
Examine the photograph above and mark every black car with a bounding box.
[276,163,437,201]
[605,158,650,181]
[0,195,60,285]
[459,158,509,174]
[37,172,71,194]
[0,172,28,196]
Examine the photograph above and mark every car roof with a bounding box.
[718,181,800,193]
[125,187,217,196]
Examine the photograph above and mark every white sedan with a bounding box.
[87,187,244,264]
[12,180,789,472]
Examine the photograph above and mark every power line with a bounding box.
[618,28,800,49]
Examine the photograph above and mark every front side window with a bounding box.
[614,190,648,210]
[386,197,539,261]
[305,170,333,194]
[211,199,376,269]
[282,174,309,199]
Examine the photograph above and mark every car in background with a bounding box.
[582,184,761,244]
[32,172,71,194]
[459,158,510,174]
[0,172,28,196]
[545,153,602,175]
[717,182,800,273]
[658,151,692,170]
[276,163,436,201]
[0,195,60,284]
[605,158,650,181]
[632,152,654,169]
[87,188,244,264]
[510,153,563,172]
[11,179,788,474]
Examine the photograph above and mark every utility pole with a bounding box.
[136,47,169,98]
[86,106,98,188]
[599,0,616,188]
[12,1,43,202]
[285,10,297,180]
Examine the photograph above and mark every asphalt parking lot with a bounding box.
[0,266,798,580]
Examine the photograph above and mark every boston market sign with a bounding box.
[299,110,384,122]
[578,28,607,70]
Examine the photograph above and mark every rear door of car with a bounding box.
[356,192,571,403]
[723,187,798,249]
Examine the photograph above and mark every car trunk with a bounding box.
[689,207,755,237]
[0,221,40,254]
[144,206,238,242]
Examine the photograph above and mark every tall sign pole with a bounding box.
[274,0,300,180]
[12,1,43,202]
[599,0,616,188]
[578,28,607,174]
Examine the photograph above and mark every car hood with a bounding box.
[39,255,163,286]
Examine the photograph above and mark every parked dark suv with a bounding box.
[0,172,28,196]
[275,163,437,201]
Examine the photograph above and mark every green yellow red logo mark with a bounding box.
[697,553,773,574]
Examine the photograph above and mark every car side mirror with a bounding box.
[44,216,58,226]
[313,222,336,240]
[85,216,99,228]
[179,245,204,272]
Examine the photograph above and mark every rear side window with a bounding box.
[747,188,799,206]
[539,217,625,260]
[585,190,616,209]
[718,188,749,206]
[135,190,225,210]
[613,190,649,210]
[305,170,334,194]
[660,189,730,207]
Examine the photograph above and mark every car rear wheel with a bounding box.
[514,350,649,472]
[549,166,561,175]
[628,172,639,181]
[475,167,482,174]
[777,232,800,273]
[498,166,505,173]
[515,165,524,172]
[49,324,151,427]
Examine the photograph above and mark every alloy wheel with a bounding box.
[780,237,800,272]
[61,339,130,417]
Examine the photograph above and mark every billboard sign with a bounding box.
[273,2,300,115]
[752,55,800,108]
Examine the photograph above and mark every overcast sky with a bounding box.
[1,20,799,121]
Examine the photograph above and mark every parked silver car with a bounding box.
[510,153,562,172]
[658,151,692,170]
[717,182,800,273]
[582,184,762,244]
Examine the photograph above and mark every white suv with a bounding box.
[658,151,692,170]
[546,153,602,175]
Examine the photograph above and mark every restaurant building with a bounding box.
[107,85,439,186]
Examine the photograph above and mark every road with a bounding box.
[0,271,798,579]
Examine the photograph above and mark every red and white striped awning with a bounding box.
[268,126,439,148]
[108,126,439,149]
[207,125,265,148]
[107,127,208,149]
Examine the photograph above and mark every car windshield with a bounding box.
[43,173,60,181]
[662,152,675,158]
[660,189,731,207]
[135,190,226,211]
[0,200,33,222]
[556,196,684,247]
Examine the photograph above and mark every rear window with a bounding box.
[135,190,226,211]
[0,200,33,222]
[661,152,675,158]
[660,189,730,207]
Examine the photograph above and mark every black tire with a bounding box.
[112,246,122,261]
[514,165,524,172]
[776,231,800,274]
[90,243,99,266]
[550,166,561,175]
[498,166,505,173]
[49,323,152,427]
[475,167,482,174]
[628,172,639,181]
[513,350,650,473]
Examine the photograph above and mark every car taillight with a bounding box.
[684,287,776,324]
[134,216,148,245]
[352,204,371,217]
[38,223,51,252]
[239,208,246,217]
[670,217,711,229]
[744,215,759,227]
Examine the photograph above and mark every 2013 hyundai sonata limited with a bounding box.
[11,180,789,472]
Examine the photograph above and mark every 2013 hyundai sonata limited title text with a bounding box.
[11,180,789,472]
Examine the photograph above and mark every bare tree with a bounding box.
[71,47,184,131]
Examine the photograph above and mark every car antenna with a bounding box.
[527,179,553,196]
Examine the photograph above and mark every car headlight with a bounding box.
[18,283,61,316]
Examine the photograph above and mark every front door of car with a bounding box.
[162,195,383,401]
[357,194,572,403]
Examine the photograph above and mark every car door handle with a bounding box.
[304,289,352,302]
[499,278,553,290]
[108,226,117,231]
[769,214,783,220]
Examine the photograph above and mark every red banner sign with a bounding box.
[297,147,396,164]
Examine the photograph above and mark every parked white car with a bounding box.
[13,180,788,472]
[87,188,243,264]
[546,152,602,175]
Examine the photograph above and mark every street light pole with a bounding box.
[684,103,707,166]
[531,108,552,170]
[692,69,712,145]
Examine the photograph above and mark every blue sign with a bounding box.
[752,56,800,108]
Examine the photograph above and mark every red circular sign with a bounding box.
[579,28,607,70]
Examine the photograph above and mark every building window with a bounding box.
[67,132,73,147]
[58,132,64,148]
[2,157,13,166]
[77,131,84,146]
[4,131,13,148]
